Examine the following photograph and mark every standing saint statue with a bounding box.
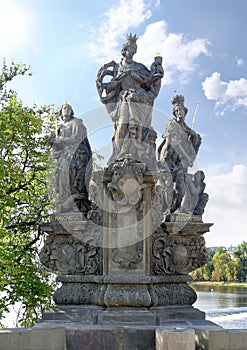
[158,94,203,215]
[96,33,164,170]
[49,102,92,214]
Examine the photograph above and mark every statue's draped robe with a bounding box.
[105,60,161,168]
[53,117,92,211]
[158,118,202,213]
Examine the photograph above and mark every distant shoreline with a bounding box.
[190,281,247,288]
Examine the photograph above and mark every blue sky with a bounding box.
[1,0,247,247]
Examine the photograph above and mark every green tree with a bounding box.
[231,257,244,282]
[202,248,215,280]
[225,259,235,281]
[190,248,215,281]
[211,247,231,281]
[232,241,247,282]
[0,60,57,327]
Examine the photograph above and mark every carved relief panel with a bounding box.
[151,232,207,275]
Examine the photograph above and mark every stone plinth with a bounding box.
[40,165,213,326]
[39,305,205,327]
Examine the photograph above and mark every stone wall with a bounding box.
[1,325,247,350]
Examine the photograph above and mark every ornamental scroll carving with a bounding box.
[107,159,147,206]
[152,234,207,275]
[40,234,102,275]
[105,160,147,271]
[151,283,197,306]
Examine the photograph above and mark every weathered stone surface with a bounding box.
[96,33,163,170]
[227,329,247,350]
[195,328,247,350]
[98,309,156,326]
[100,164,155,276]
[104,283,152,307]
[157,93,209,219]
[151,282,197,306]
[52,275,198,307]
[40,305,104,325]
[153,306,205,324]
[40,217,102,276]
[48,102,92,214]
[152,231,208,275]
[53,281,106,305]
[161,219,213,235]
[0,327,65,350]
[66,327,155,350]
[38,305,206,327]
[39,35,213,326]
[156,328,195,350]
[3,324,247,350]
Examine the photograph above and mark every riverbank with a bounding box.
[190,281,247,288]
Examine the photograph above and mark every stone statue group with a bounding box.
[49,33,208,222]
[41,34,211,310]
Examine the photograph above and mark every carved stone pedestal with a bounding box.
[40,164,212,326]
[50,274,197,309]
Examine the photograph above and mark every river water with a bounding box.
[192,284,247,329]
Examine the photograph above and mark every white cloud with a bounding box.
[201,72,227,100]
[89,0,156,62]
[0,1,30,55]
[204,164,247,246]
[88,1,209,85]
[202,72,247,115]
[235,57,245,66]
[226,78,247,98]
[135,21,209,84]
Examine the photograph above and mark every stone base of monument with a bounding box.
[98,306,205,326]
[32,308,223,350]
[38,304,205,327]
[37,164,217,349]
[5,321,247,350]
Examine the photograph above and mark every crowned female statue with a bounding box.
[96,34,164,170]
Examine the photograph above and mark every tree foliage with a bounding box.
[211,247,231,281]
[190,242,247,282]
[0,60,57,327]
[232,241,247,282]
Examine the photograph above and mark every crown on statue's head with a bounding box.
[64,100,70,105]
[171,93,185,107]
[171,92,188,115]
[125,33,138,44]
